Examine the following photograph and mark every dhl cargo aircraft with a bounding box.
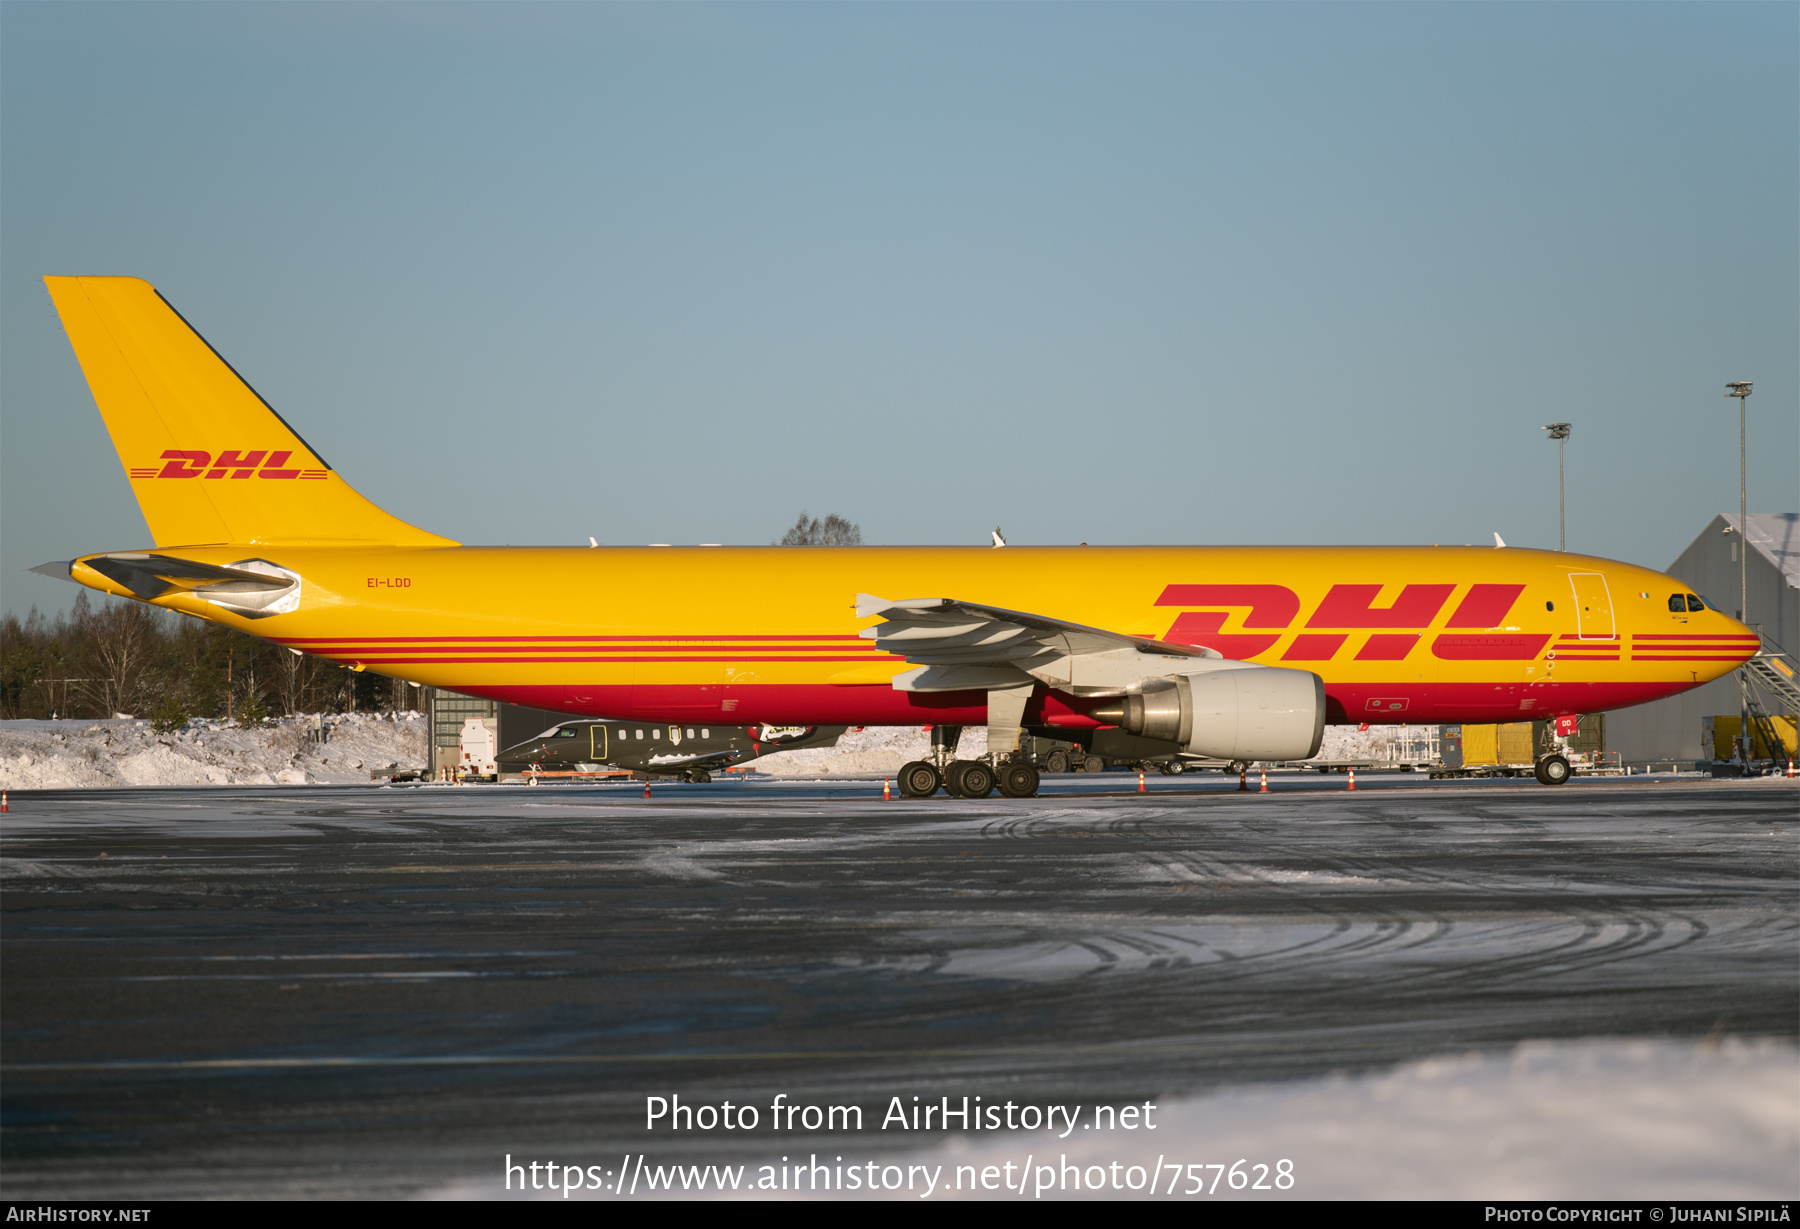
[32,277,1761,796]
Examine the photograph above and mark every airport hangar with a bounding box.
[1605,513,1798,767]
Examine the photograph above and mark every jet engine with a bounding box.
[1090,665,1326,762]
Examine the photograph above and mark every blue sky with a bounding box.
[4,2,1795,617]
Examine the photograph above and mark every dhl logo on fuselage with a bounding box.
[1152,583,1756,665]
[126,450,329,481]
[1157,581,1535,661]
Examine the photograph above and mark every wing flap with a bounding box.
[858,594,1219,697]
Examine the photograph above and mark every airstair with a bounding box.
[1743,646,1800,713]
[1737,637,1798,769]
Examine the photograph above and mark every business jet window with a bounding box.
[1546,601,1554,611]
[701,729,710,739]
[653,730,661,739]
[1669,595,1688,612]
[686,729,695,738]
[1687,595,1707,612]
[634,729,644,740]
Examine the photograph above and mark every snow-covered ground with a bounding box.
[0,713,427,788]
[0,721,1444,787]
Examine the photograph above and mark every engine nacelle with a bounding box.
[1092,665,1326,762]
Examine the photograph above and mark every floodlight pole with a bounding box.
[1543,423,1572,550]
[1726,382,1750,621]
[1726,382,1752,764]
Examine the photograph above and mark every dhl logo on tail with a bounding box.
[128,450,330,481]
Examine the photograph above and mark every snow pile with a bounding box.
[752,727,987,776]
[434,1037,1795,1200]
[0,713,427,789]
[1314,723,1433,761]
[902,1037,1797,1200]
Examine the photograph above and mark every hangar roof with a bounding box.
[1722,514,1800,590]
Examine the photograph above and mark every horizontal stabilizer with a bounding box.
[80,553,290,600]
[75,553,302,619]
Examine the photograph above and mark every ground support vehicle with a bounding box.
[1299,759,1413,774]
[1428,721,1575,785]
[1021,732,1229,777]
[454,718,499,782]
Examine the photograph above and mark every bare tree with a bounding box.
[780,512,863,546]
[275,647,312,716]
[84,599,162,716]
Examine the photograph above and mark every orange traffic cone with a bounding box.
[883,777,892,801]
[643,780,652,799]
[1238,770,1248,791]
[1789,759,1795,779]
[1138,770,1146,793]
[1348,767,1356,791]
[1259,769,1269,794]
[1,790,7,813]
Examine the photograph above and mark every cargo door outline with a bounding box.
[1568,573,1615,640]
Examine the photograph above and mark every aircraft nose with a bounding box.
[1718,610,1758,639]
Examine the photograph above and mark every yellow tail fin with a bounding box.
[45,276,456,548]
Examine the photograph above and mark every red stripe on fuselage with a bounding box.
[316,655,880,665]
[273,634,868,644]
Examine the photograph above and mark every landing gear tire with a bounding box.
[1227,761,1249,776]
[1043,750,1070,774]
[1535,754,1571,786]
[1081,756,1106,773]
[999,762,1040,798]
[1162,759,1186,775]
[899,760,941,798]
[947,759,994,798]
[686,770,712,784]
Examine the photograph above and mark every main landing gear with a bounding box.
[897,725,1042,798]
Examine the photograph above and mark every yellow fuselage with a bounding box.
[80,542,1758,729]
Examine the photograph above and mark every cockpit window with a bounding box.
[554,728,577,738]
[1668,594,1687,612]
[1687,595,1707,612]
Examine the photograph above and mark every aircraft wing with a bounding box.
[854,593,1219,696]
